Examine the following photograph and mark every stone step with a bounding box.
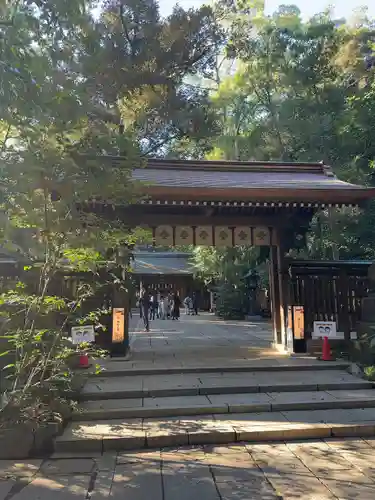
[74,389,375,421]
[96,359,350,377]
[54,407,375,453]
[81,369,371,400]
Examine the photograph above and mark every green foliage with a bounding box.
[215,282,247,320]
[0,0,226,427]
[191,246,268,319]
[364,365,375,381]
[198,4,375,259]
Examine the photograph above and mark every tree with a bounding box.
[77,0,224,156]
[205,4,375,259]
[0,0,223,428]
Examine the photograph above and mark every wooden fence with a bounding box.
[288,260,371,339]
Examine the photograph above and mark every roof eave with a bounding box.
[140,186,375,205]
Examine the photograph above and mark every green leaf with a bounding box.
[2,364,15,370]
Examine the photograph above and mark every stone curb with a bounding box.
[80,381,372,401]
[96,361,350,378]
[54,421,375,454]
[73,397,375,421]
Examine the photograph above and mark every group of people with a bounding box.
[183,293,199,316]
[137,289,199,332]
[138,289,182,332]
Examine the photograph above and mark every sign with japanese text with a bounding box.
[312,321,337,339]
[112,308,125,343]
[293,306,304,339]
[71,325,95,345]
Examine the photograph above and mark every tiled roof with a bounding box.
[132,167,356,190]
[132,252,193,275]
[80,156,375,203]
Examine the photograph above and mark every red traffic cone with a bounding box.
[79,352,89,368]
[321,336,332,361]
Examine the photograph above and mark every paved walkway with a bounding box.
[126,312,279,365]
[3,438,375,498]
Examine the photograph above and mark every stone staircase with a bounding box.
[54,358,375,453]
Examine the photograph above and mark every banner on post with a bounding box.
[112,308,125,343]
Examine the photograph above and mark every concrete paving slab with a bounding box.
[162,462,220,500]
[80,398,142,411]
[117,449,161,465]
[0,480,16,499]
[110,463,163,500]
[207,393,272,406]
[143,419,189,448]
[286,440,353,474]
[248,442,336,499]
[317,469,374,500]
[215,478,278,499]
[161,447,207,465]
[54,422,104,453]
[282,407,375,424]
[325,438,375,479]
[268,390,336,404]
[0,460,42,479]
[186,420,236,445]
[40,458,95,475]
[143,395,211,408]
[98,420,146,452]
[143,375,201,391]
[90,469,114,499]
[213,411,290,425]
[9,475,90,499]
[83,377,143,394]
[326,389,375,400]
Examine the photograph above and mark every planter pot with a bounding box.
[0,423,34,459]
[66,353,94,370]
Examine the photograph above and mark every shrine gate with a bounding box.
[82,156,375,356]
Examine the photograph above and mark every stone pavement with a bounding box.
[126,312,276,365]
[3,438,375,498]
[54,313,375,453]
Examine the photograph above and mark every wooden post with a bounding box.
[276,241,289,350]
[269,246,282,345]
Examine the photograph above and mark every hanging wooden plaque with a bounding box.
[154,225,174,246]
[215,226,232,247]
[175,226,194,246]
[195,226,213,246]
[253,226,271,246]
[234,227,252,246]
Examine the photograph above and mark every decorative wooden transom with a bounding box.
[153,226,274,247]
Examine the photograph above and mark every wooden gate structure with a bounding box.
[288,260,370,350]
[81,156,375,355]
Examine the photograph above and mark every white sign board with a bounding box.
[312,321,337,339]
[71,325,95,345]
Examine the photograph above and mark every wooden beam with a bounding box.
[125,213,288,229]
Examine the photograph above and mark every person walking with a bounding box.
[150,294,158,320]
[139,287,150,331]
[171,292,181,320]
[192,292,199,316]
[183,295,191,315]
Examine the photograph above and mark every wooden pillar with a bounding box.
[269,246,282,345]
[276,240,290,350]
